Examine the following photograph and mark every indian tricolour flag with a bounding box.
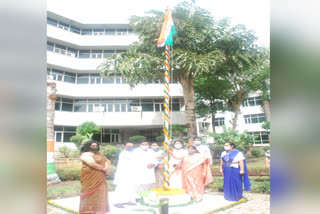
[157,9,177,47]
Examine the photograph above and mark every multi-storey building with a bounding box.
[197,91,270,147]
[47,11,269,148]
[47,11,186,146]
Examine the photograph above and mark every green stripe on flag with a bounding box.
[47,163,57,175]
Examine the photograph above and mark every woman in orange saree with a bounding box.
[79,140,110,214]
[181,146,213,202]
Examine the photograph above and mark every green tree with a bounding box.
[129,135,146,144]
[171,124,188,140]
[215,25,268,129]
[76,121,101,141]
[70,135,85,149]
[194,74,232,133]
[155,136,165,143]
[209,126,254,153]
[98,1,227,142]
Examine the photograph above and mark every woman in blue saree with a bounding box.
[220,142,251,201]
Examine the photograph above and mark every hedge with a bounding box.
[56,166,117,181]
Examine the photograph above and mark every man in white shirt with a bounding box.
[113,142,137,208]
[193,137,212,165]
[133,140,158,191]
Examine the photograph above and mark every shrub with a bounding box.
[247,166,270,176]
[58,146,72,158]
[263,146,270,152]
[251,149,261,158]
[70,135,85,149]
[209,145,224,159]
[71,150,79,158]
[155,136,164,143]
[56,167,81,181]
[103,145,122,165]
[129,135,146,144]
[250,180,270,194]
[207,181,223,191]
[106,165,117,180]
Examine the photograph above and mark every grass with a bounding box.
[47,179,116,200]
[212,156,266,169]
[47,180,81,200]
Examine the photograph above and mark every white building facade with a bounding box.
[47,11,185,146]
[47,11,269,148]
[197,91,270,147]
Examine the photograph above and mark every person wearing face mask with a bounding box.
[193,137,212,165]
[113,142,138,208]
[79,140,111,213]
[168,140,188,189]
[133,140,158,192]
[151,143,165,189]
[180,146,213,202]
[220,142,251,201]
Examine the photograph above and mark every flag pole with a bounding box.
[162,44,171,190]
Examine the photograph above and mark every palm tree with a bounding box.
[99,2,226,142]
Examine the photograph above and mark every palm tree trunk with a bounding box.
[263,100,271,121]
[180,76,197,143]
[211,112,216,133]
[232,103,241,129]
[47,81,60,184]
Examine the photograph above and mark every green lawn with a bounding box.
[212,157,266,169]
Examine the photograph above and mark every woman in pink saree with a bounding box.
[181,146,213,202]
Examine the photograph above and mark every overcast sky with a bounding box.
[47,0,269,47]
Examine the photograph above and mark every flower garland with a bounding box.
[203,197,248,214]
[47,200,79,214]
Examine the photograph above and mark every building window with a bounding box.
[91,50,103,58]
[61,98,73,112]
[54,126,76,143]
[47,17,57,26]
[70,25,80,34]
[244,114,265,124]
[116,29,128,35]
[57,21,69,30]
[242,97,263,107]
[93,29,104,35]
[73,99,87,112]
[79,50,90,58]
[64,72,76,83]
[105,29,115,35]
[214,118,225,126]
[90,74,101,84]
[102,75,114,84]
[47,42,54,51]
[77,74,89,84]
[101,128,120,143]
[51,69,63,81]
[248,131,270,145]
[103,50,115,58]
[54,44,66,55]
[66,48,78,57]
[81,28,92,35]
[55,97,61,111]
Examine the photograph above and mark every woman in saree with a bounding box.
[168,140,188,189]
[220,142,251,201]
[171,145,213,202]
[79,140,110,214]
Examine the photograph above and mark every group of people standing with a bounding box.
[78,138,250,214]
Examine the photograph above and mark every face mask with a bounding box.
[174,144,182,149]
[151,146,159,150]
[188,151,195,155]
[224,146,231,151]
[141,145,149,150]
[194,141,201,146]
[90,146,99,151]
[125,147,134,152]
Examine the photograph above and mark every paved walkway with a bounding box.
[47,192,269,214]
[214,192,270,214]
